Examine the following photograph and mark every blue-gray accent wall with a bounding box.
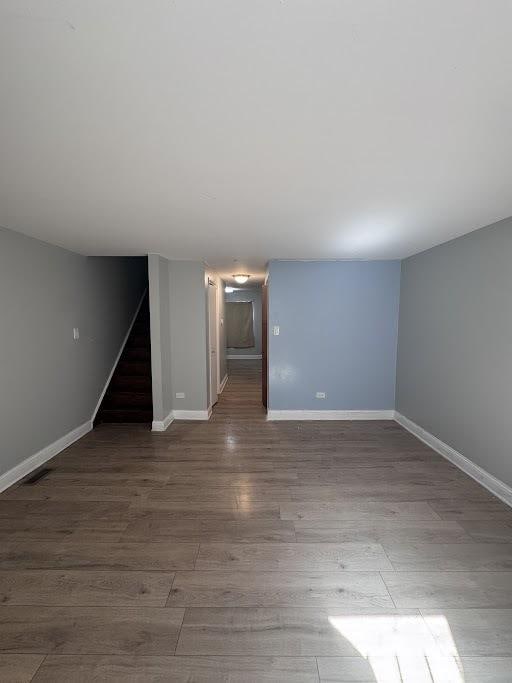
[268,260,401,410]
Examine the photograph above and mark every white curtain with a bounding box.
[226,301,255,348]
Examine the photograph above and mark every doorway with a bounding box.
[222,283,266,414]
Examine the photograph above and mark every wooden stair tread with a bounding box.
[97,408,153,423]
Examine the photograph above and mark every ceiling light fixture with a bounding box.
[233,274,250,284]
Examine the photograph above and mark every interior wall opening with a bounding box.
[210,282,266,417]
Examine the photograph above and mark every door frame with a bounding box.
[208,279,219,408]
[262,282,268,410]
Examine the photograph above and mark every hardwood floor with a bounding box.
[1,359,512,681]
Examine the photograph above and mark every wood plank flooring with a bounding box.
[1,359,512,681]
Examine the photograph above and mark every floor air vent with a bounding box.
[22,468,53,485]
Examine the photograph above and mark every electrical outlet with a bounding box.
[175,392,185,399]
[316,392,326,399]
[73,328,80,340]
[273,325,280,336]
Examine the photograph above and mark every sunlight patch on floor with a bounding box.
[329,614,464,682]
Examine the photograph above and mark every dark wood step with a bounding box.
[123,346,151,361]
[95,408,153,423]
[103,391,153,409]
[129,334,150,347]
[110,375,152,391]
[116,360,151,376]
[131,321,150,333]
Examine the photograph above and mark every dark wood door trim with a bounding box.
[262,283,268,409]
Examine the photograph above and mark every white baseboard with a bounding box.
[152,407,212,430]
[227,354,262,360]
[92,287,147,423]
[151,411,174,432]
[173,409,211,421]
[219,374,228,393]
[0,420,92,493]
[267,410,395,421]
[394,412,512,508]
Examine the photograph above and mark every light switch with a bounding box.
[73,328,80,340]
[272,325,280,336]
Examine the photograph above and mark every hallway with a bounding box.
[1,360,512,681]
[212,358,266,421]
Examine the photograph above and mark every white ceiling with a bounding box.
[1,0,512,282]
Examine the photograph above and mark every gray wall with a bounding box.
[148,255,173,422]
[218,280,227,382]
[0,227,147,477]
[226,287,262,357]
[148,257,209,414]
[396,218,512,487]
[170,261,209,411]
[268,260,401,410]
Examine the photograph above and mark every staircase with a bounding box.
[94,293,153,424]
